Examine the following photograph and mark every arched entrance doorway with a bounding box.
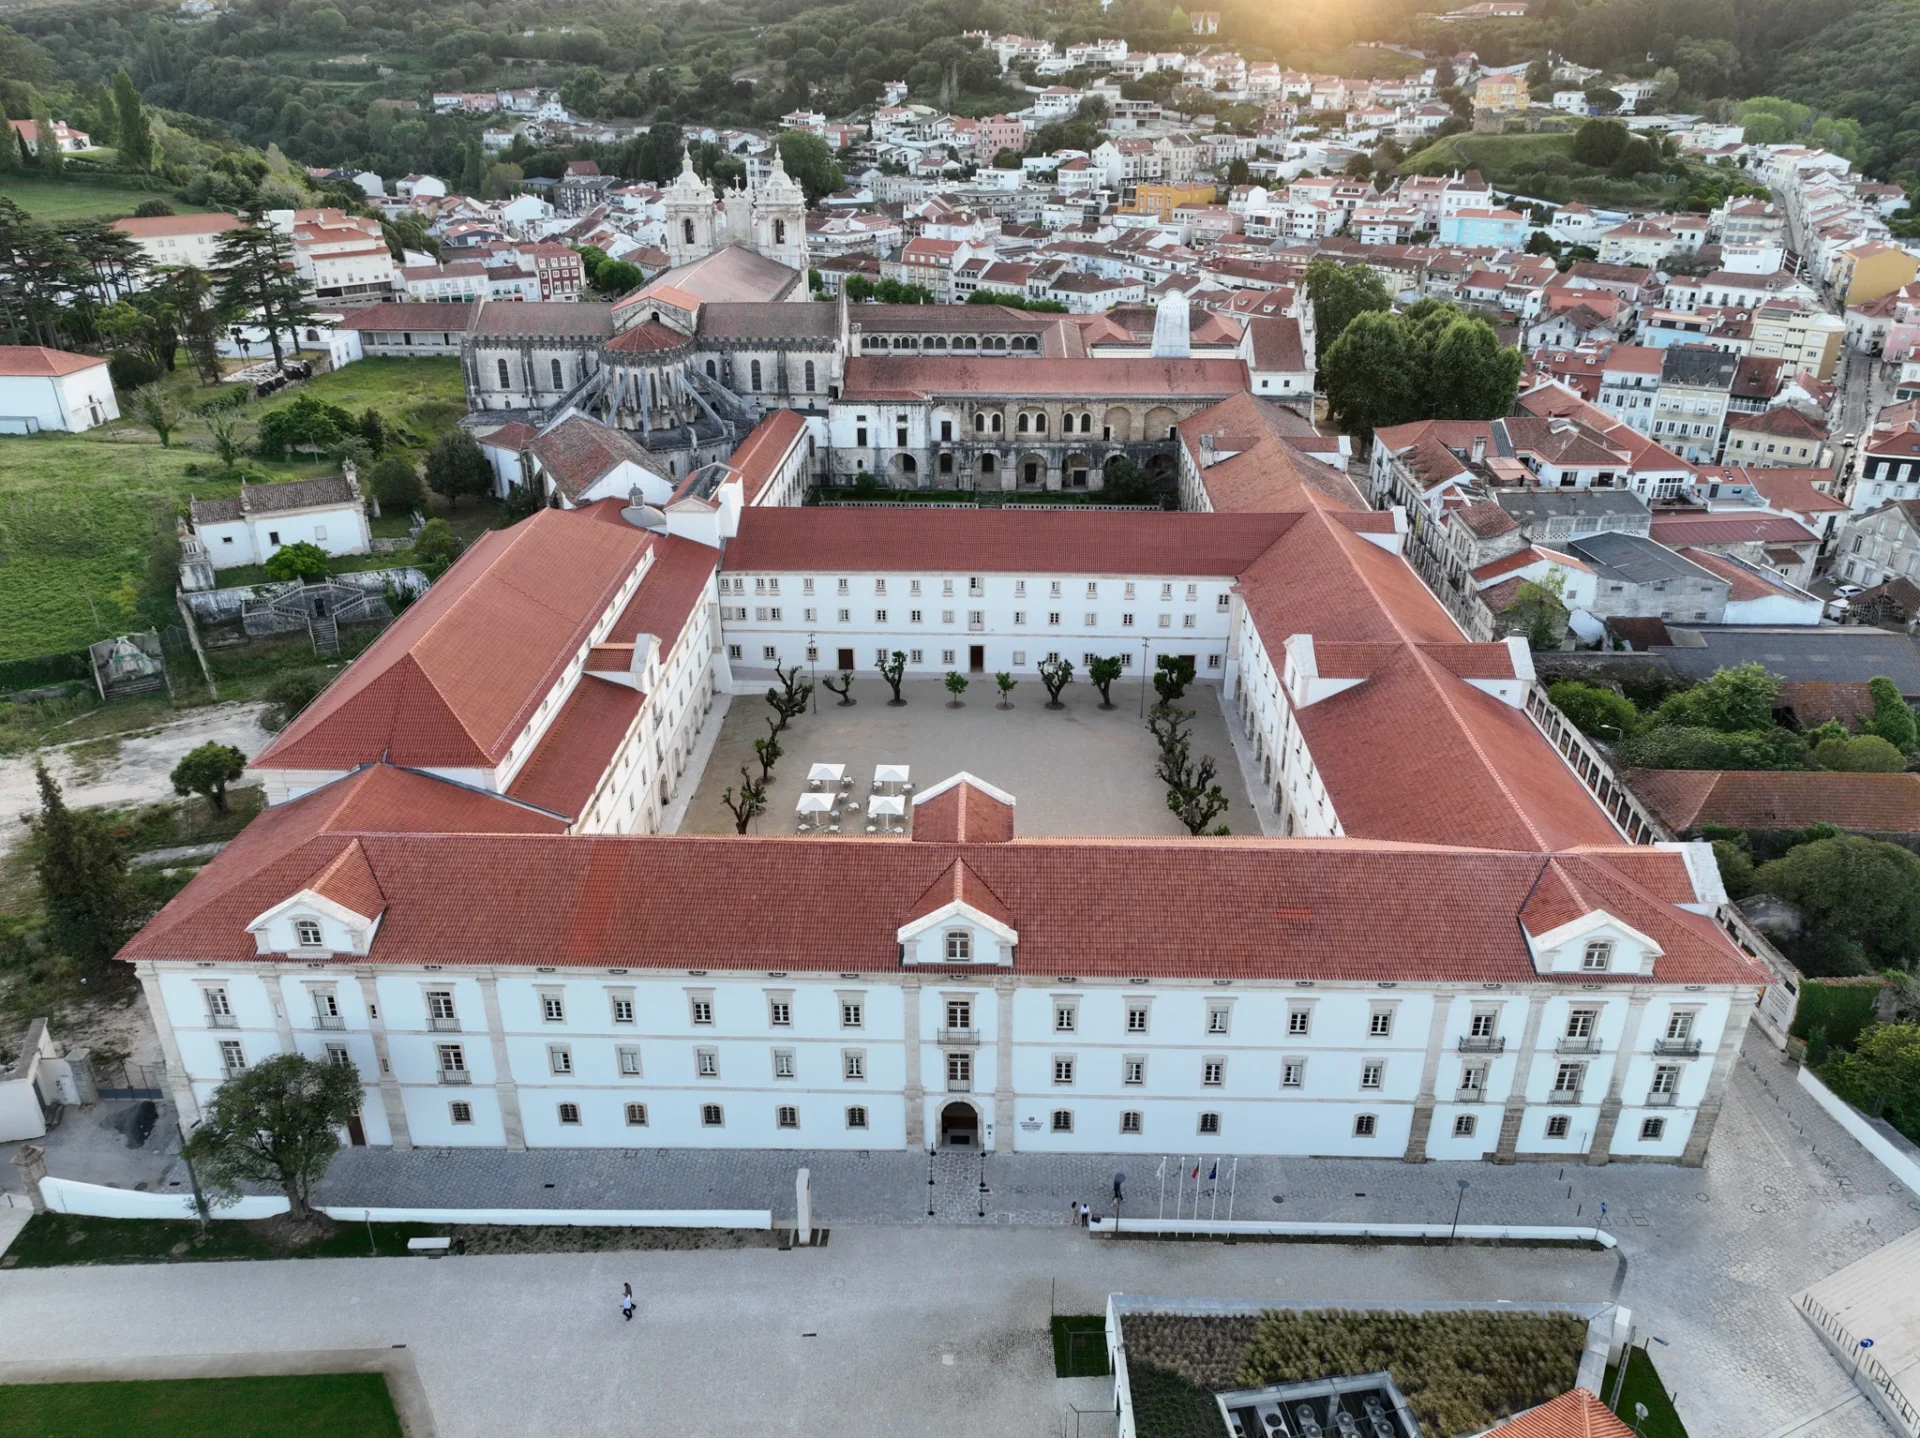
[939,1100,980,1149]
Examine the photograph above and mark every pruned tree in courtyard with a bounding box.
[995,672,1017,709]
[170,742,248,815]
[180,1053,362,1223]
[1147,705,1197,790]
[754,718,783,782]
[1152,653,1195,705]
[1089,655,1124,709]
[722,768,769,834]
[944,671,968,707]
[1038,656,1074,710]
[878,650,907,706]
[823,671,857,706]
[766,661,813,731]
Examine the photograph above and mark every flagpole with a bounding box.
[1157,1157,1167,1220]
[1209,1161,1220,1222]
[1226,1158,1239,1224]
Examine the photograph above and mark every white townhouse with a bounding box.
[122,401,1765,1171]
[0,345,118,433]
[186,472,373,571]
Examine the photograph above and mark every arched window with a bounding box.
[990,413,1002,434]
[973,412,985,433]
[774,218,786,246]
[1026,336,1040,351]
[1017,413,1030,434]
[750,359,762,391]
[981,454,996,474]
[706,359,717,378]
[682,217,695,245]
[804,361,815,392]
[496,358,510,388]
[1034,412,1047,435]
[1083,413,1094,433]
[550,358,565,390]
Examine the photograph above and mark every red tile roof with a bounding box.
[0,345,106,377]
[254,511,653,772]
[1628,769,1920,832]
[1648,513,1818,548]
[506,678,644,820]
[529,416,660,500]
[840,355,1248,400]
[1490,1389,1634,1437]
[723,508,1300,576]
[727,410,808,504]
[912,778,1015,844]
[1673,547,1797,601]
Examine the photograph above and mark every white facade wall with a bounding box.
[716,567,1235,683]
[145,960,1739,1163]
[0,365,118,434]
[196,503,373,570]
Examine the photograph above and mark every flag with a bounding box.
[1191,1164,1200,1180]
[1207,1160,1218,1182]
[1155,1156,1167,1181]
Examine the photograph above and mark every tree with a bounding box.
[1826,1023,1920,1133]
[878,650,907,705]
[1149,706,1230,835]
[1427,317,1523,419]
[261,669,329,732]
[1547,681,1639,741]
[482,162,524,199]
[1152,654,1195,706]
[1504,573,1569,651]
[775,131,845,206]
[1089,655,1124,709]
[1812,735,1906,772]
[1753,835,1920,975]
[357,408,390,458]
[180,1053,362,1223]
[135,390,184,448]
[170,743,248,814]
[1613,724,1806,771]
[823,671,856,706]
[1038,656,1074,709]
[213,221,317,369]
[424,429,492,509]
[944,671,969,707]
[767,662,813,729]
[413,518,461,569]
[1860,675,1918,750]
[1570,118,1630,167]
[169,266,223,383]
[721,768,769,833]
[754,726,783,783]
[29,763,134,968]
[112,70,152,169]
[1321,310,1425,434]
[995,672,1017,709]
[264,541,330,582]
[1303,258,1391,362]
[31,96,60,175]
[368,455,426,513]
[1712,838,1755,898]
[1653,663,1780,733]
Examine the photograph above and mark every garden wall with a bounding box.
[40,1178,287,1221]
[1797,1066,1920,1198]
[1088,1218,1616,1247]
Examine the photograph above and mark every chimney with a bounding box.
[1470,436,1486,463]
[1200,433,1217,468]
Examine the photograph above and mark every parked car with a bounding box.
[1833,583,1864,599]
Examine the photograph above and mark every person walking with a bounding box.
[620,1282,635,1322]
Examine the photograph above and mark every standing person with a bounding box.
[1069,1200,1080,1226]
[620,1282,635,1322]
[1079,1202,1090,1228]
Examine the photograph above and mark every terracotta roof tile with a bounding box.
[505,678,644,821]
[726,410,809,503]
[0,345,105,377]
[841,355,1247,400]
[1628,769,1920,832]
[1491,1389,1634,1437]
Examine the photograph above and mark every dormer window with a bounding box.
[1582,941,1614,972]
[294,919,323,949]
[945,931,972,961]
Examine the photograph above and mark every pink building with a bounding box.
[977,114,1027,157]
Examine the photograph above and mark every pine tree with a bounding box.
[30,763,136,967]
[112,70,152,170]
[213,219,317,368]
[171,265,224,382]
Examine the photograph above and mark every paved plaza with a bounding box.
[677,676,1250,838]
[2,1035,1912,1437]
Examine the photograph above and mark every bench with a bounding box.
[407,1237,452,1255]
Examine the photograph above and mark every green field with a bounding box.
[0,174,210,224]
[1399,131,1703,211]
[0,357,465,664]
[0,1374,403,1437]
[1601,1348,1689,1438]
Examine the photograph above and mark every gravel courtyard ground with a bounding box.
[679,676,1248,838]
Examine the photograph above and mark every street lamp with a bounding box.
[1449,1178,1470,1240]
[807,632,817,713]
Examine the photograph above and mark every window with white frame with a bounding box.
[324,1042,351,1067]
[1368,1005,1395,1037]
[777,1104,800,1129]
[1468,1009,1497,1039]
[1123,1056,1146,1086]
[1554,1062,1584,1094]
[219,1039,246,1077]
[1287,1005,1312,1036]
[1360,1061,1384,1090]
[1202,1057,1225,1087]
[946,931,971,961]
[539,992,566,1023]
[427,990,458,1030]
[1453,1113,1477,1137]
[1126,1003,1149,1034]
[625,1103,648,1126]
[1053,1056,1076,1085]
[294,918,324,948]
[1050,1109,1073,1133]
[1282,1058,1305,1088]
[1639,1117,1665,1141]
[610,992,635,1024]
[696,1047,719,1078]
[1054,999,1077,1033]
[437,1043,466,1076]
[618,1046,642,1077]
[1582,940,1614,971]
[1205,1001,1231,1035]
[689,993,715,1025]
[558,1102,581,1126]
[1460,1064,1485,1094]
[1650,1065,1680,1096]
[773,1048,796,1080]
[204,986,233,1022]
[843,1049,866,1081]
[548,1044,573,1075]
[1665,1010,1695,1041]
[1566,1007,1597,1039]
[768,995,793,1027]
[840,996,864,1029]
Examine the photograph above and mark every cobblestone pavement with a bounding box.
[309,1033,1916,1438]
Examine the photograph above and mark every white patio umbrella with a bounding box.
[797,792,834,814]
[867,794,906,818]
[874,763,911,788]
[807,763,845,785]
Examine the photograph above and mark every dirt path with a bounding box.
[0,702,270,858]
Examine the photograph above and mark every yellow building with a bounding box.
[1833,242,1919,308]
[1125,181,1220,221]
[1473,72,1526,113]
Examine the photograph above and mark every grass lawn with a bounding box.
[253,358,466,450]
[1399,132,1704,210]
[0,174,210,225]
[1052,1315,1112,1378]
[0,1374,402,1437]
[1601,1347,1689,1438]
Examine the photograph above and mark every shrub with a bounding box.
[1712,838,1754,899]
[1612,724,1804,770]
[1755,835,1920,976]
[132,199,176,217]
[1651,663,1780,733]
[263,541,330,583]
[413,517,461,569]
[1812,734,1906,772]
[1823,1023,1920,1139]
[1859,675,1918,750]
[1790,978,1882,1051]
[108,350,164,392]
[1547,680,1637,740]
[260,668,329,732]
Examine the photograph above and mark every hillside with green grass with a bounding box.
[0,173,208,224]
[1400,130,1744,212]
